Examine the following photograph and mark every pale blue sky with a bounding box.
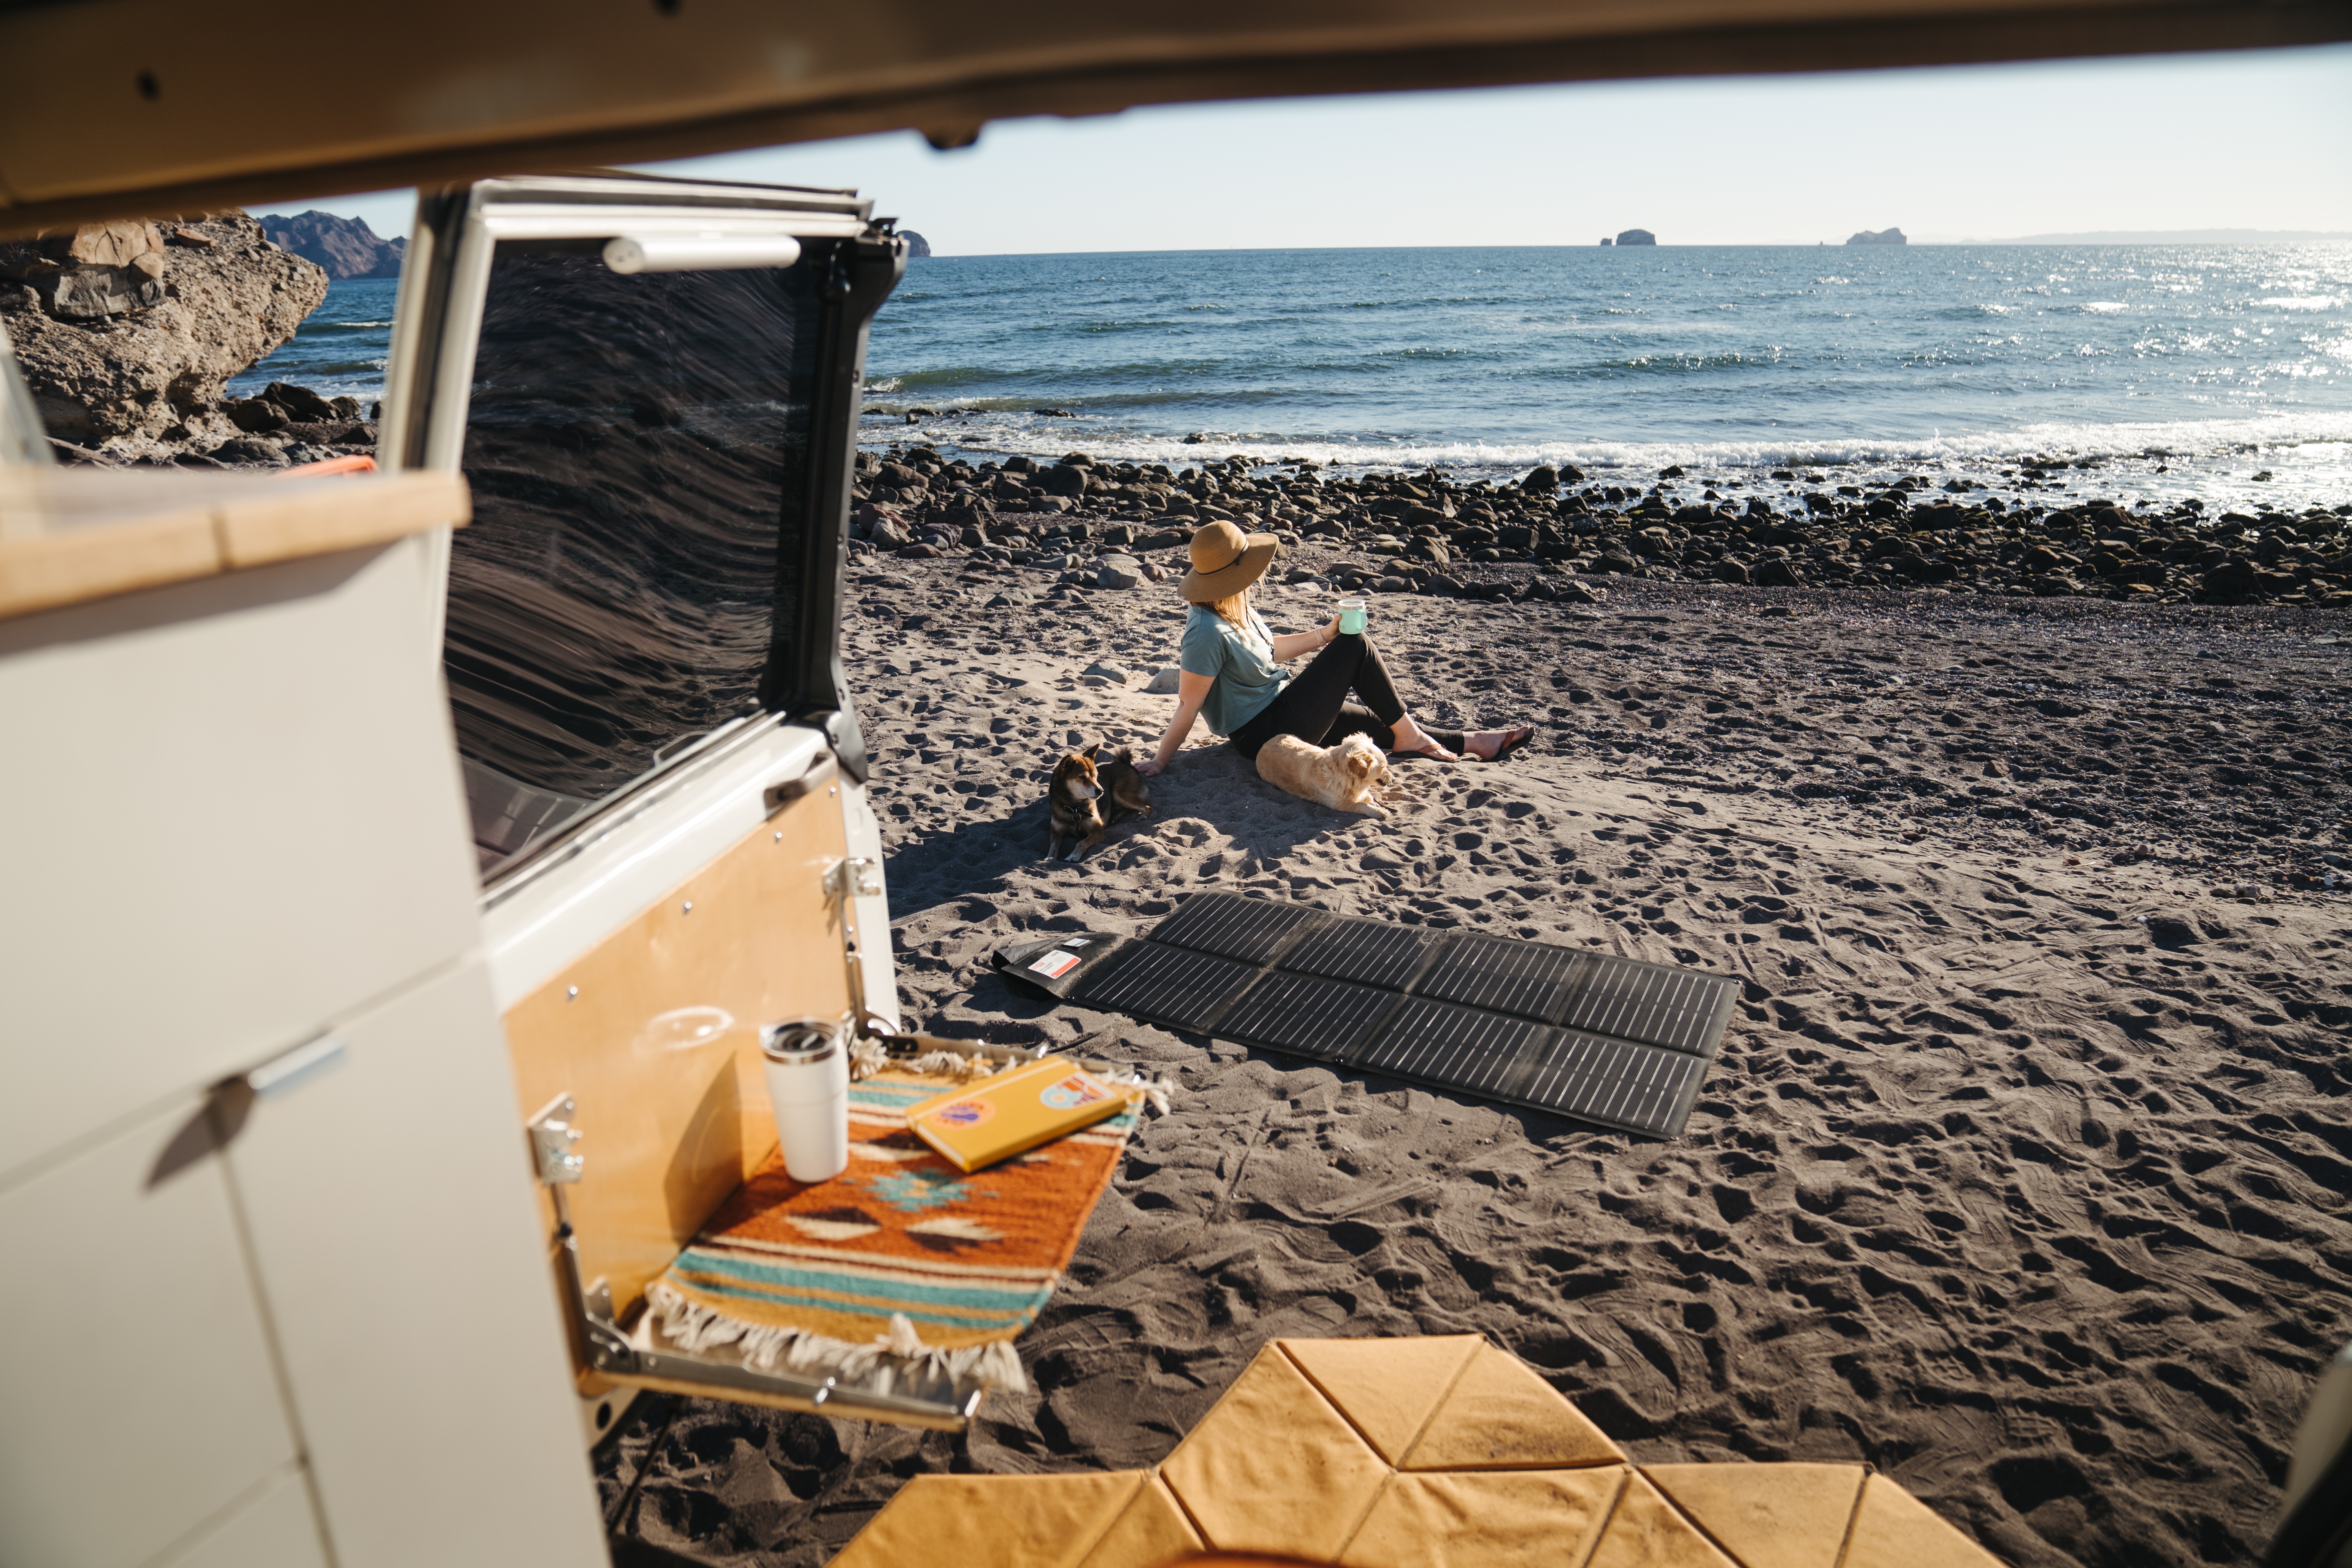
[302,44,2352,252]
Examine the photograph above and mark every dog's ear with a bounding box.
[1349,751,1376,778]
[1082,741,1101,760]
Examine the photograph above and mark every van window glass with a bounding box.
[443,246,818,871]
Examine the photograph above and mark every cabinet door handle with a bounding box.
[246,1034,348,1098]
[146,1034,347,1188]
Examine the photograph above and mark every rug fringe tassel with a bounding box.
[848,1034,1176,1116]
[646,1283,1030,1394]
[1093,1064,1175,1116]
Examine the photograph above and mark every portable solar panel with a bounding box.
[1000,891,1740,1139]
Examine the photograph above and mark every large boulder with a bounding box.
[1038,463,1089,499]
[0,221,171,321]
[0,211,327,446]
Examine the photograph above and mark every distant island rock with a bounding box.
[900,230,933,258]
[255,210,405,279]
[1846,227,1907,246]
[1615,229,1657,247]
[1599,236,1612,246]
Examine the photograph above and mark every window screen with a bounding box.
[444,246,820,869]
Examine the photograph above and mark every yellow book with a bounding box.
[906,1056,1132,1172]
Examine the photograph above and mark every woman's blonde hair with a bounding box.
[1209,586,1252,631]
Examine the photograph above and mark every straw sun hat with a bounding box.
[1180,519,1280,603]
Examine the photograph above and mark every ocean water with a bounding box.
[240,247,2352,504]
[228,276,399,408]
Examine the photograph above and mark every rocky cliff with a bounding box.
[256,210,405,279]
[1,211,327,447]
[1846,227,1907,245]
[900,229,933,258]
[1615,228,1657,246]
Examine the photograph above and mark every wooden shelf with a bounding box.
[0,468,469,620]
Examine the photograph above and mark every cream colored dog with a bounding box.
[1255,731,1394,817]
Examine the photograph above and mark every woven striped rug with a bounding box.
[647,1070,1139,1392]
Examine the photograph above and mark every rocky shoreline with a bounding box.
[850,445,2352,612]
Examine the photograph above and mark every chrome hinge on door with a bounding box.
[824,856,884,1034]
[527,1096,584,1185]
[525,1095,628,1365]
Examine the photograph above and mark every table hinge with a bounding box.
[526,1094,585,1185]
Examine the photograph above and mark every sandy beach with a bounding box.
[588,530,2349,1568]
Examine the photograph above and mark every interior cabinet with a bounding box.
[0,1098,301,1568]
[159,1470,328,1568]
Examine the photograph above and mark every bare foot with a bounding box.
[1461,725,1535,760]
[1388,719,1459,761]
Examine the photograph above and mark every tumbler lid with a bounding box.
[760,1016,840,1066]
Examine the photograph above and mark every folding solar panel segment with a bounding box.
[1073,941,1262,1034]
[1215,971,1399,1062]
[1562,956,1739,1058]
[1277,915,1445,991]
[1145,891,1325,964]
[1413,935,1597,1024]
[1520,1031,1710,1138]
[1354,997,1563,1104]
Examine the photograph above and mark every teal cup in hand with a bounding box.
[1338,599,1367,635]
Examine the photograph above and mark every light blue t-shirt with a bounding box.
[1178,602,1286,735]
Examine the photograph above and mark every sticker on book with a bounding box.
[927,1098,996,1129]
[1040,1074,1112,1112]
[1027,949,1082,979]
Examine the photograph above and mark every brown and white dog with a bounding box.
[1097,745,1154,828]
[1046,743,1107,860]
[1255,731,1394,817]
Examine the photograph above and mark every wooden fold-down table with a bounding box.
[0,466,613,1568]
[0,466,470,620]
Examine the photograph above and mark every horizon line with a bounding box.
[887,234,2352,259]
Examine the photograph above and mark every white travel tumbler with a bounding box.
[760,1016,849,1183]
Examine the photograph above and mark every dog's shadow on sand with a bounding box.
[883,740,1393,922]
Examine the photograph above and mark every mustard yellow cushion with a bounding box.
[1160,1344,1390,1561]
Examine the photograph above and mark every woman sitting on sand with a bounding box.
[1135,520,1532,777]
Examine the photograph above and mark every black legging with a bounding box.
[1228,632,1464,760]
